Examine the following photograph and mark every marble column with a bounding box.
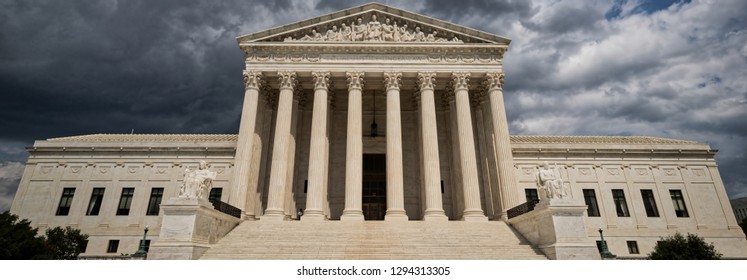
[417,72,448,221]
[341,71,365,221]
[323,92,334,218]
[484,72,521,220]
[302,71,330,221]
[283,88,302,219]
[383,71,408,221]
[261,71,296,221]
[230,70,262,219]
[473,90,495,219]
[451,72,488,221]
[445,93,465,218]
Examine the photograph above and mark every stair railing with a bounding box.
[507,199,540,219]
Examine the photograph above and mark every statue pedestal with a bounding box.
[509,199,600,260]
[148,197,240,260]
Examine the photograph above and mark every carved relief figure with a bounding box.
[340,23,352,41]
[353,17,367,41]
[325,25,339,41]
[311,29,322,41]
[179,160,217,200]
[398,24,412,41]
[366,14,382,41]
[426,31,436,42]
[413,26,426,42]
[538,162,567,200]
[382,17,395,41]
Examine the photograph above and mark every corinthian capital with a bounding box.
[383,71,402,91]
[312,71,331,90]
[450,72,470,91]
[483,72,505,91]
[417,72,436,91]
[277,71,297,90]
[243,70,263,90]
[346,71,365,91]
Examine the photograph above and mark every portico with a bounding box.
[225,5,523,222]
[223,4,525,222]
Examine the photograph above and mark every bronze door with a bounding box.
[363,154,386,220]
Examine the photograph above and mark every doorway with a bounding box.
[362,154,386,220]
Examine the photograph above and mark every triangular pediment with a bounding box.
[236,3,510,45]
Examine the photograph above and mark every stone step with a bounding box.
[200,221,547,260]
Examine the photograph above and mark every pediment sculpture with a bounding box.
[284,13,463,43]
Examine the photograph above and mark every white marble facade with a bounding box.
[9,3,747,259]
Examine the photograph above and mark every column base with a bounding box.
[340,211,364,221]
[242,214,257,221]
[385,213,408,221]
[497,211,509,221]
[260,211,285,221]
[301,213,327,221]
[461,209,489,221]
[423,213,448,221]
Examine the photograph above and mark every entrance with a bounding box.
[362,154,386,220]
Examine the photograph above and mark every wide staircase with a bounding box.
[200,221,547,260]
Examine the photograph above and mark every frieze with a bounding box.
[321,54,428,62]
[244,52,501,64]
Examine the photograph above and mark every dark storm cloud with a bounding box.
[418,0,535,23]
[0,0,309,142]
[522,3,604,34]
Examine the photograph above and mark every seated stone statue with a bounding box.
[179,160,217,201]
[538,161,567,199]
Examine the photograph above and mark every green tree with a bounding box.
[648,232,722,260]
[44,226,89,260]
[0,211,49,259]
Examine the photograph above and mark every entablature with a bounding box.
[240,43,506,68]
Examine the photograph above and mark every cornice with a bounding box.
[240,42,507,55]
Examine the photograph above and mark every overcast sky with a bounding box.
[1,0,746,211]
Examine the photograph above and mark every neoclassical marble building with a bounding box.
[10,3,747,259]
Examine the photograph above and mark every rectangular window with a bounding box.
[146,188,164,216]
[116,188,134,216]
[107,240,119,253]
[56,188,76,216]
[627,241,639,254]
[208,188,223,203]
[583,189,600,217]
[86,188,105,216]
[640,189,659,217]
[524,188,539,203]
[612,189,630,217]
[670,190,689,217]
